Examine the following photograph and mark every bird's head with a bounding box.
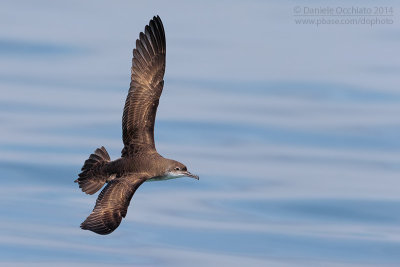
[165,160,199,180]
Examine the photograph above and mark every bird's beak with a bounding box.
[183,171,199,180]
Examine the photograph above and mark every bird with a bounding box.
[74,16,199,235]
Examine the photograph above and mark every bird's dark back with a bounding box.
[106,148,166,178]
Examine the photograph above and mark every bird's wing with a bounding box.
[80,174,147,235]
[122,15,166,155]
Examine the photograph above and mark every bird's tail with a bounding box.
[75,146,111,195]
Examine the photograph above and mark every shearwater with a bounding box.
[75,16,199,235]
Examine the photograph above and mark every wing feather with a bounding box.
[122,16,166,156]
[80,175,147,235]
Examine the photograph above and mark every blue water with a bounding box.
[1,1,400,266]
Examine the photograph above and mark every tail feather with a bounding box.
[75,146,111,195]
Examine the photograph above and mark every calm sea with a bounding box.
[0,1,399,266]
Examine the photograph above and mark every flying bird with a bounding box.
[75,16,199,235]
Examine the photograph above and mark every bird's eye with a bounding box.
[174,167,181,171]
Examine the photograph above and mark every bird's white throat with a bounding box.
[146,172,184,182]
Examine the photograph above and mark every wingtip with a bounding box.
[80,221,91,231]
[151,15,163,26]
[80,220,114,235]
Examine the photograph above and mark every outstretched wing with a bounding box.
[80,174,147,235]
[122,15,166,155]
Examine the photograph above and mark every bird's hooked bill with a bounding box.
[184,171,199,180]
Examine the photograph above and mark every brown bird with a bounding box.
[75,16,199,235]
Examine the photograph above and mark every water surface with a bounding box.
[1,1,400,266]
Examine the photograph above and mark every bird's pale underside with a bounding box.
[74,16,198,235]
